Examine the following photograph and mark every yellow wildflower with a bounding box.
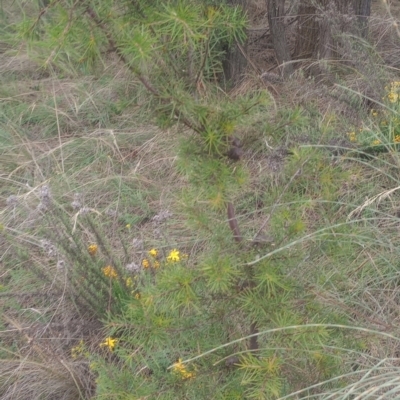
[386,82,400,103]
[142,259,150,268]
[172,358,195,380]
[88,244,98,256]
[126,223,131,229]
[167,249,181,262]
[395,135,400,143]
[370,109,378,117]
[134,292,141,299]
[347,131,357,142]
[372,139,381,146]
[71,340,86,359]
[125,277,134,288]
[100,337,117,351]
[148,248,158,257]
[388,92,398,103]
[102,265,118,279]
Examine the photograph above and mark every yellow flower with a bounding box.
[100,337,117,351]
[388,92,398,103]
[134,292,141,299]
[370,109,378,117]
[88,244,98,256]
[102,265,118,279]
[172,358,195,380]
[125,277,134,288]
[167,249,181,262]
[142,259,150,268]
[395,135,400,143]
[148,248,158,257]
[71,340,86,359]
[347,131,357,142]
[372,139,381,146]
[126,223,131,229]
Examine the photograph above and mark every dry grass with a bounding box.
[2,1,400,399]
[0,37,191,397]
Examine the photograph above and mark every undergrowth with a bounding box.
[1,0,400,399]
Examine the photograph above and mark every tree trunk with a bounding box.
[266,0,293,77]
[222,0,248,86]
[294,0,371,62]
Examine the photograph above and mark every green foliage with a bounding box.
[348,80,400,154]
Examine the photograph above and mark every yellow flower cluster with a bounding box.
[386,81,400,103]
[142,258,161,268]
[125,276,133,288]
[102,265,118,279]
[88,244,98,256]
[141,248,187,269]
[142,258,150,268]
[395,135,400,143]
[100,337,117,351]
[388,92,398,103]
[142,248,160,269]
[172,358,195,380]
[71,339,87,359]
[347,131,357,142]
[143,258,161,268]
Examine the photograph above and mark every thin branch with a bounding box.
[85,6,204,134]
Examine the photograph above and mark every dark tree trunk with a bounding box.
[266,0,293,77]
[222,0,248,86]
